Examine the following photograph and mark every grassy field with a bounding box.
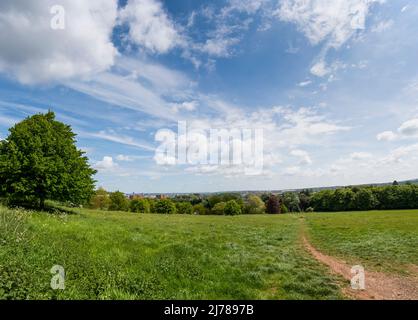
[305,210,418,275]
[1,206,417,300]
[0,206,341,300]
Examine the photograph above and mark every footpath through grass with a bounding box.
[305,210,418,274]
[0,206,341,300]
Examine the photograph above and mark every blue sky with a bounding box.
[1,0,418,193]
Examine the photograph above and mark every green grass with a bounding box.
[305,210,418,274]
[0,206,342,300]
[2,207,417,300]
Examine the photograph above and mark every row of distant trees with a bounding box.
[90,184,418,215]
[310,184,418,211]
[89,189,286,215]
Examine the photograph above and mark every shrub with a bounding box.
[154,199,176,214]
[148,198,156,213]
[280,203,289,213]
[109,191,129,211]
[211,202,226,215]
[193,203,208,215]
[176,202,193,214]
[89,188,111,210]
[244,195,265,214]
[224,200,242,216]
[130,198,150,213]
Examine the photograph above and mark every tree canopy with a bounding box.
[0,111,96,208]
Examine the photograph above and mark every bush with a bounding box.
[224,200,242,216]
[193,203,208,215]
[130,198,150,213]
[109,191,129,211]
[244,195,265,214]
[280,203,289,213]
[89,188,111,210]
[154,199,176,214]
[176,202,193,214]
[211,202,226,215]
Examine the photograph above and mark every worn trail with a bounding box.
[303,235,418,300]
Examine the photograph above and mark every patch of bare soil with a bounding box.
[303,237,418,300]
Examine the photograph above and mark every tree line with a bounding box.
[90,184,418,215]
[89,189,283,215]
[310,185,418,211]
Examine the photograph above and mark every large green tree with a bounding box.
[0,111,96,209]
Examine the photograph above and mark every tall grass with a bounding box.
[0,207,30,245]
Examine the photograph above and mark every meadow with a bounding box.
[1,206,417,300]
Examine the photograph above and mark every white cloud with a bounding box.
[221,0,264,16]
[200,37,241,58]
[119,0,182,54]
[66,72,180,122]
[311,59,349,78]
[349,152,372,160]
[274,107,351,145]
[398,118,418,137]
[0,0,118,84]
[371,19,394,33]
[118,57,192,94]
[310,61,329,77]
[188,1,265,60]
[116,154,149,161]
[170,105,350,177]
[80,130,155,151]
[116,155,134,162]
[171,101,198,113]
[290,149,312,165]
[379,143,418,164]
[95,156,118,171]
[377,118,418,142]
[298,80,312,87]
[401,5,409,13]
[377,130,397,141]
[276,0,383,49]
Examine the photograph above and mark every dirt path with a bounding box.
[302,236,418,300]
